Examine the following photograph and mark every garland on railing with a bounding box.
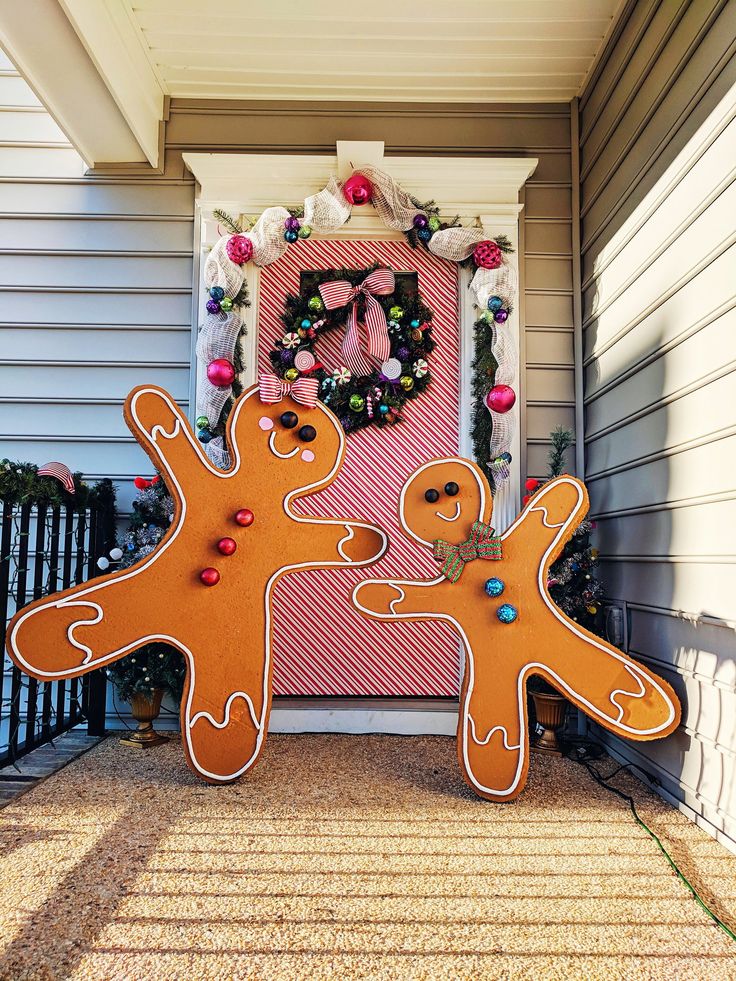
[196,167,518,479]
[0,459,116,509]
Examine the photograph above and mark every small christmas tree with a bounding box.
[106,477,185,703]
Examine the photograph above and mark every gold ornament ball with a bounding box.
[308,295,325,313]
[400,375,414,391]
[349,394,365,412]
[220,297,233,313]
[389,305,404,321]
[284,368,299,382]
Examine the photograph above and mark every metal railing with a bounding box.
[0,499,115,766]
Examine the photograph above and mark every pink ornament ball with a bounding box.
[343,173,373,206]
[225,234,253,265]
[485,384,516,414]
[473,239,503,270]
[207,358,236,388]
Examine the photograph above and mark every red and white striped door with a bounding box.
[257,238,461,697]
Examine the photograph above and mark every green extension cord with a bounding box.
[565,739,736,943]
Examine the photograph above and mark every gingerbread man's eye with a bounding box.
[424,488,440,503]
[280,411,298,428]
[444,482,459,496]
[298,425,316,443]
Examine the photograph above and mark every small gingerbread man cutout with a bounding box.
[6,381,387,784]
[353,457,680,801]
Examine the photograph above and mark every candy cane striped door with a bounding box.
[257,238,461,697]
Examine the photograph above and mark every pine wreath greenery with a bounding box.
[267,263,435,433]
[0,459,115,509]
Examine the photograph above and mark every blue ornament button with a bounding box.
[484,577,505,597]
[497,603,518,624]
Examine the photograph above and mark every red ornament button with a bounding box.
[200,567,220,586]
[234,508,254,527]
[217,537,237,556]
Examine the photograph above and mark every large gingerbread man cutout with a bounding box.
[6,381,386,784]
[353,457,680,801]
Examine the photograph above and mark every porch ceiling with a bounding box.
[122,0,624,103]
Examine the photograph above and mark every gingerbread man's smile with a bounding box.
[259,412,316,463]
[435,501,462,522]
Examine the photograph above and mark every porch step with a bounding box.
[0,729,103,807]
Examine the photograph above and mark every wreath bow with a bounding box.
[318,268,395,376]
[433,520,502,583]
[259,372,320,407]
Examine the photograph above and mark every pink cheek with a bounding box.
[301,450,315,463]
[259,416,274,431]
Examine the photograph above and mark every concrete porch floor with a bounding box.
[0,734,735,980]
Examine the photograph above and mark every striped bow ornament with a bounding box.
[37,462,75,495]
[259,372,320,407]
[318,268,395,376]
[433,520,502,583]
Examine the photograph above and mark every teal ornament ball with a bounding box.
[487,295,504,313]
[284,229,298,243]
[209,286,225,302]
[389,305,404,321]
[497,603,518,624]
[195,415,210,430]
[308,296,325,313]
[484,577,505,598]
[197,429,212,444]
[379,404,389,415]
[298,224,312,239]
[418,227,432,242]
[410,319,420,328]
[300,318,311,329]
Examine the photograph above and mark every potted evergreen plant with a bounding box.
[526,428,605,754]
[107,477,185,748]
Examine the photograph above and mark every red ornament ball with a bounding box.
[485,384,516,414]
[206,358,236,388]
[234,508,254,527]
[217,536,237,556]
[199,567,220,587]
[525,478,540,492]
[522,494,531,506]
[343,173,373,206]
[473,239,503,270]
[225,234,253,265]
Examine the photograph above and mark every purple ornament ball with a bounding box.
[279,349,294,364]
[413,214,428,229]
[396,346,410,361]
[206,298,221,314]
[494,309,509,324]
[284,216,301,232]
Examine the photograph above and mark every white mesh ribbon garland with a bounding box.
[428,226,486,262]
[303,176,352,230]
[359,165,424,230]
[249,206,292,267]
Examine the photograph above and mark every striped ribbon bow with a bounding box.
[259,372,320,407]
[433,520,502,583]
[37,461,75,495]
[318,268,395,376]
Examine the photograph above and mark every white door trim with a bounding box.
[183,143,537,734]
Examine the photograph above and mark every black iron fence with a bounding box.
[0,499,115,766]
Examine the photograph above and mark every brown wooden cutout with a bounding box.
[353,457,681,801]
[6,384,387,784]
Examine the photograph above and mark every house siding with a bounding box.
[0,51,194,518]
[580,0,736,845]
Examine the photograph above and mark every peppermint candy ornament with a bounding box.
[282,332,300,349]
[380,358,402,381]
[333,366,352,385]
[413,358,429,378]
[294,350,316,371]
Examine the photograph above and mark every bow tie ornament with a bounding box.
[433,520,502,583]
[318,268,395,377]
[259,372,319,407]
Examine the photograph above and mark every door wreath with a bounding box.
[265,264,435,433]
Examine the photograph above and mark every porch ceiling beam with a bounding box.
[59,0,165,168]
[0,0,164,169]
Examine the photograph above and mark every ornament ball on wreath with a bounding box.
[267,264,435,434]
